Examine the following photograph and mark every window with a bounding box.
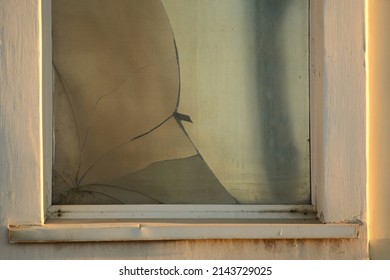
[52,0,310,206]
[7,0,366,245]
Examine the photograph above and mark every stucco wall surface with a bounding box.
[368,0,390,260]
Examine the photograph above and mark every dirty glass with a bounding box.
[52,0,310,205]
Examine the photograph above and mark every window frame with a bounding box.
[8,0,367,243]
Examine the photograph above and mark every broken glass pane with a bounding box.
[52,0,310,205]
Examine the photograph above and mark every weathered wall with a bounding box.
[368,0,390,260]
[0,0,368,260]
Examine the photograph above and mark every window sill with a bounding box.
[8,220,360,243]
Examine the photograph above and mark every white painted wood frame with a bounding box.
[5,0,367,245]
